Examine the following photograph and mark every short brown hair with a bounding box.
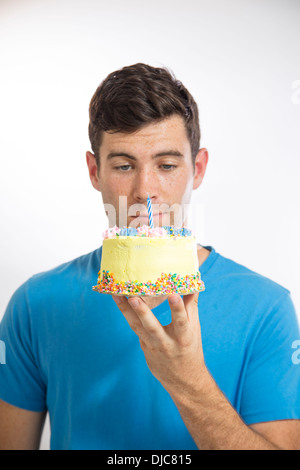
[88,63,200,166]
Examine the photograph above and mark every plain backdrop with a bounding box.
[0,0,299,450]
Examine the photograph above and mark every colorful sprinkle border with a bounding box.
[93,270,205,296]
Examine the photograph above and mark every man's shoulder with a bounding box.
[13,247,101,306]
[30,247,100,281]
[202,248,298,339]
[207,247,291,300]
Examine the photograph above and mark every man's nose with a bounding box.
[132,168,158,202]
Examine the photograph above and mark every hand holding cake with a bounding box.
[112,289,208,399]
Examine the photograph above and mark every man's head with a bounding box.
[86,63,208,228]
[88,63,201,169]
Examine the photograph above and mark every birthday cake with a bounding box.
[92,225,205,296]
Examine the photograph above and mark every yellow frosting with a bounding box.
[100,236,199,284]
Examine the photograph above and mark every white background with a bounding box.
[0,0,299,450]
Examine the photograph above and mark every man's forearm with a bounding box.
[170,369,280,450]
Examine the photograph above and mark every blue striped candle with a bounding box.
[147,194,154,228]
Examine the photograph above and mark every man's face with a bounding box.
[87,114,207,228]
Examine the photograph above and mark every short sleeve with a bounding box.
[0,282,46,412]
[240,292,300,424]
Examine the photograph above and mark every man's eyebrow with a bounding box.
[106,150,184,160]
[106,152,136,161]
[153,150,184,158]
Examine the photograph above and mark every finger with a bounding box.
[168,294,190,333]
[127,296,166,342]
[182,291,200,324]
[112,295,144,335]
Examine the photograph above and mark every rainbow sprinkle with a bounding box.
[93,270,205,296]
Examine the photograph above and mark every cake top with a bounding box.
[103,225,193,240]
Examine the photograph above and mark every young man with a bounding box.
[0,63,300,450]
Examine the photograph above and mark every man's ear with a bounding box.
[193,148,209,190]
[86,151,101,192]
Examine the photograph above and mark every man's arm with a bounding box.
[171,370,300,450]
[0,399,46,450]
[113,293,300,450]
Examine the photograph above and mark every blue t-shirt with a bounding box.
[0,246,300,450]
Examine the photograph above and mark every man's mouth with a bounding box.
[129,213,166,220]
[128,212,170,227]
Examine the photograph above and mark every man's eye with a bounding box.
[114,165,132,171]
[161,164,177,170]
